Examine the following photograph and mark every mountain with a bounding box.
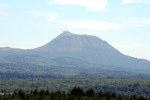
[0,31,150,75]
[34,31,122,64]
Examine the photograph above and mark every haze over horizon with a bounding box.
[0,0,150,60]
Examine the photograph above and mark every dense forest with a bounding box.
[1,73,150,96]
[0,87,149,100]
[1,54,150,97]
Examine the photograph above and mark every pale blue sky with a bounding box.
[0,0,150,60]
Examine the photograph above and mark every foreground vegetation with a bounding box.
[1,73,150,96]
[0,87,149,100]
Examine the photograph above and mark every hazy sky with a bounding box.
[0,0,150,60]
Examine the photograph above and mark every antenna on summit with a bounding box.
[63,28,70,33]
[60,25,69,33]
[65,27,69,32]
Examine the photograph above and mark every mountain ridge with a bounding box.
[0,31,150,75]
[0,31,149,61]
[35,31,112,51]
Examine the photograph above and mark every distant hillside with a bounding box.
[0,31,150,75]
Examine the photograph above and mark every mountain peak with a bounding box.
[58,31,74,37]
[35,31,116,53]
[1,31,150,74]
[62,31,72,34]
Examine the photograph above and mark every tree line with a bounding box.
[0,87,149,100]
